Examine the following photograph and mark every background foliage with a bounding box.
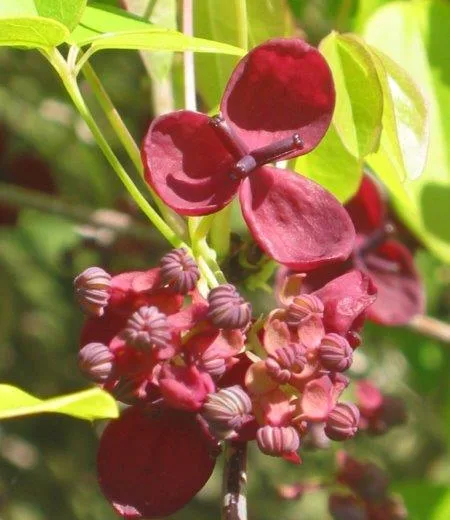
[0,0,450,518]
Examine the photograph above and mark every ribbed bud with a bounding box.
[265,343,306,383]
[256,425,300,456]
[197,350,227,378]
[121,306,171,350]
[325,402,360,441]
[202,385,252,439]
[74,267,111,317]
[78,342,114,383]
[286,294,324,327]
[207,284,252,329]
[318,333,353,372]
[160,248,200,294]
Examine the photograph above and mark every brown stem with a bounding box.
[221,441,248,520]
[408,315,450,344]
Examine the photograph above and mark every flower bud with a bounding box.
[207,284,252,329]
[265,343,306,384]
[325,402,360,441]
[318,333,353,372]
[202,385,253,439]
[78,342,114,383]
[256,425,300,457]
[160,248,200,294]
[286,294,323,327]
[121,305,171,350]
[74,267,111,317]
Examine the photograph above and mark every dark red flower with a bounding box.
[142,39,355,269]
[97,407,216,519]
[278,175,424,325]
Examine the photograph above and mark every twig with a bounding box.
[0,182,161,244]
[408,315,450,344]
[221,441,248,520]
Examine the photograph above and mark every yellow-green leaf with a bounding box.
[0,16,69,48]
[320,32,383,158]
[0,385,118,421]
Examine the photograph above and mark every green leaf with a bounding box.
[70,3,244,58]
[35,0,87,31]
[393,482,450,520]
[293,123,363,202]
[0,385,118,421]
[0,0,37,17]
[319,32,383,158]
[363,0,450,263]
[0,16,69,48]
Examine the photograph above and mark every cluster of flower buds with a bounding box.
[356,380,407,435]
[75,249,255,519]
[74,246,379,518]
[278,451,406,520]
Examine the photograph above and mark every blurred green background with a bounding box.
[1,0,450,519]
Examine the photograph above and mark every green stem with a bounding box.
[42,47,184,250]
[235,0,248,51]
[80,59,187,239]
[210,206,232,260]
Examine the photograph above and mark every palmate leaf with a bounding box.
[363,0,450,263]
[0,385,118,421]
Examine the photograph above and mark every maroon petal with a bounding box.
[97,407,216,519]
[239,166,355,269]
[221,39,335,157]
[345,175,386,234]
[313,270,377,336]
[142,110,240,215]
[365,240,424,325]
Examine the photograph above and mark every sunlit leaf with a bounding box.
[35,0,87,31]
[293,123,363,203]
[0,16,69,48]
[0,385,118,421]
[363,0,450,263]
[320,32,383,158]
[394,482,450,520]
[0,0,37,17]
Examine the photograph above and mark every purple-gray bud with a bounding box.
[74,267,111,317]
[265,343,306,383]
[160,248,200,294]
[78,342,114,383]
[256,425,300,456]
[325,402,360,441]
[207,284,252,329]
[121,305,171,350]
[202,385,253,439]
[318,333,353,372]
[286,294,324,327]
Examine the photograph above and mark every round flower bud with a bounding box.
[318,333,353,372]
[265,343,306,383]
[202,385,252,439]
[207,284,252,329]
[78,342,114,383]
[286,294,324,327]
[256,425,300,457]
[160,248,200,294]
[121,306,171,350]
[74,267,111,317]
[325,402,360,441]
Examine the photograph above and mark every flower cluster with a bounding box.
[75,249,378,518]
[277,174,424,326]
[141,38,355,270]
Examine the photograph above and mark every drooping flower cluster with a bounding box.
[277,174,424,325]
[74,248,378,518]
[141,38,355,269]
